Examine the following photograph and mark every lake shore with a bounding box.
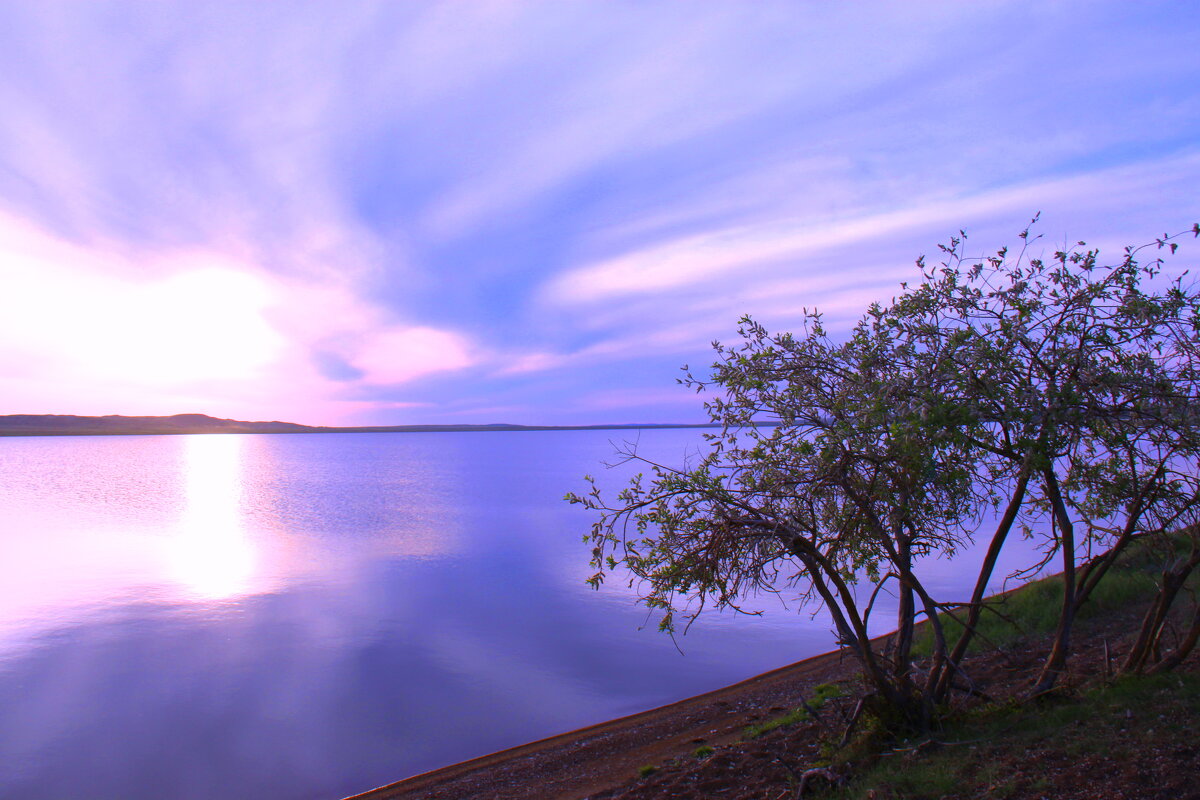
[344,643,854,800]
[345,591,1200,800]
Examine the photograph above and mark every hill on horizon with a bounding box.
[0,413,717,437]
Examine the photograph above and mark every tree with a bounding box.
[883,220,1200,694]
[568,219,1200,729]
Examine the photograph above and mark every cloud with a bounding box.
[0,210,478,422]
[500,151,1200,392]
[350,326,474,386]
[493,351,569,377]
[544,152,1200,311]
[0,2,1198,425]
[0,216,276,383]
[415,4,998,240]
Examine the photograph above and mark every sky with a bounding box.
[0,1,1198,426]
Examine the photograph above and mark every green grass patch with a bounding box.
[1077,568,1159,619]
[812,682,844,703]
[743,682,846,739]
[912,554,1162,659]
[637,764,658,778]
[830,671,1200,799]
[831,535,1199,798]
[744,708,810,739]
[911,574,1061,658]
[693,745,715,758]
[837,745,1005,799]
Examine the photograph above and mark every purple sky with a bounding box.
[0,2,1197,425]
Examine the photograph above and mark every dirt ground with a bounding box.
[345,612,1199,800]
[344,647,852,800]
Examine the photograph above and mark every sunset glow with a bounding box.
[0,2,1196,425]
[167,434,258,600]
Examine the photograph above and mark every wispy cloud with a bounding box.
[0,2,1197,423]
[537,152,1200,356]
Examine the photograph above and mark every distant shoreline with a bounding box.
[0,413,725,438]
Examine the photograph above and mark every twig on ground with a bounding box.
[798,767,844,797]
[840,695,872,747]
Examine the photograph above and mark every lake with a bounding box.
[0,430,1040,799]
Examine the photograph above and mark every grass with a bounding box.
[743,681,845,739]
[630,540,1198,800]
[911,544,1170,659]
[744,708,811,739]
[637,764,658,778]
[829,671,1200,799]
[835,542,1200,796]
[830,539,1200,799]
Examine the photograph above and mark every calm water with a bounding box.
[0,431,1039,799]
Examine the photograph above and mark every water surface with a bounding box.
[0,431,1038,799]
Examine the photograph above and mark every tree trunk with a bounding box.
[1147,604,1200,674]
[892,536,915,680]
[1032,469,1076,696]
[1123,546,1200,673]
[934,466,1030,701]
[783,535,907,711]
[1073,491,1151,614]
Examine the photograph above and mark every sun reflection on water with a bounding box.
[166,435,258,601]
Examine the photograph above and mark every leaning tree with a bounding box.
[568,220,1200,728]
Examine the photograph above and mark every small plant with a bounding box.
[811,682,844,703]
[745,683,846,739]
[693,745,715,758]
[745,707,810,739]
[637,764,658,778]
